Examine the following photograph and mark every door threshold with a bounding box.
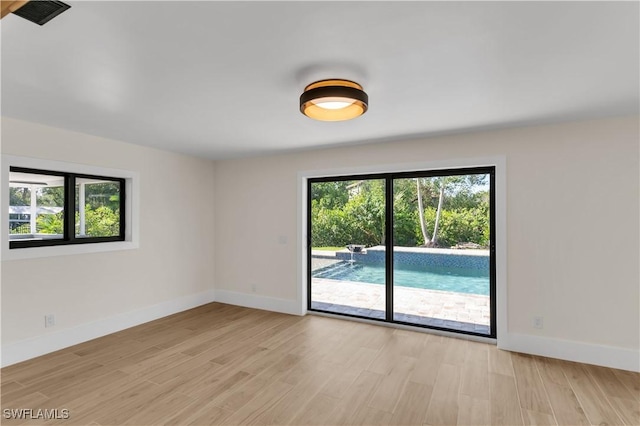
[308,309,497,345]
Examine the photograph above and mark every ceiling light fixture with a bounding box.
[300,79,368,121]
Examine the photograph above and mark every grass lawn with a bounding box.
[312,246,346,251]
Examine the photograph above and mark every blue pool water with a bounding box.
[313,262,489,295]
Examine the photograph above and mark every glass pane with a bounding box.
[9,171,65,241]
[310,179,386,319]
[75,178,121,238]
[393,173,491,335]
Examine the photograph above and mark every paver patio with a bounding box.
[311,277,491,334]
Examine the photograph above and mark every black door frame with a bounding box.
[307,166,496,338]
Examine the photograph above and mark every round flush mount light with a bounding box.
[300,79,368,121]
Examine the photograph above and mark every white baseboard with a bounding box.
[500,332,640,372]
[1,289,216,368]
[214,289,302,316]
[4,290,636,373]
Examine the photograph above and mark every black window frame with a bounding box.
[307,166,496,339]
[9,166,126,249]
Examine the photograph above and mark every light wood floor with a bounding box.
[1,303,638,425]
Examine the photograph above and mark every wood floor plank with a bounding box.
[2,353,86,387]
[511,353,554,416]
[585,363,640,424]
[209,353,302,413]
[541,381,590,425]
[368,331,423,375]
[93,381,182,426]
[457,394,491,426]
[184,405,234,426]
[534,357,591,426]
[523,409,556,425]
[534,356,569,386]
[586,364,638,400]
[561,360,625,425]
[410,334,447,386]
[319,346,378,399]
[368,355,417,413]
[288,393,341,425]
[145,351,220,385]
[0,381,23,394]
[612,369,640,402]
[490,372,524,426]
[460,341,490,399]
[388,381,433,425]
[219,379,294,425]
[353,407,394,425]
[326,370,384,425]
[1,392,50,426]
[187,369,253,401]
[211,374,270,413]
[608,396,640,426]
[347,322,394,350]
[488,345,514,377]
[101,345,163,371]
[63,380,159,425]
[2,362,105,404]
[120,349,193,379]
[161,399,214,426]
[1,303,636,426]
[442,337,467,366]
[424,363,461,425]
[249,383,315,424]
[122,389,194,426]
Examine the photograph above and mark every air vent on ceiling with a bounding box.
[12,0,70,25]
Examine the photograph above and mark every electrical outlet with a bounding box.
[45,314,55,328]
[533,316,543,329]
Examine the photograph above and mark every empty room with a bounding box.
[1,1,638,425]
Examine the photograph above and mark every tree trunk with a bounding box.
[432,184,445,245]
[416,179,431,245]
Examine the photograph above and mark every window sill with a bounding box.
[2,241,138,262]
[2,240,139,261]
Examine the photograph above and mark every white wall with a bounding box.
[1,118,216,366]
[2,115,637,371]
[214,115,640,371]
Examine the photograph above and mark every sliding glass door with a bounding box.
[308,178,387,320]
[392,172,493,335]
[308,167,495,337]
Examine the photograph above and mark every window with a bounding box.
[9,167,125,249]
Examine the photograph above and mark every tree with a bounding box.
[431,182,445,245]
[416,178,431,245]
[10,187,30,206]
[36,211,63,234]
[311,173,490,249]
[414,174,489,247]
[84,205,120,236]
[38,186,64,207]
[415,176,446,247]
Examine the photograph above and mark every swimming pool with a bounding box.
[313,262,489,295]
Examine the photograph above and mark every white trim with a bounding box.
[2,155,140,261]
[0,290,216,367]
[500,333,640,373]
[214,289,303,316]
[297,155,508,341]
[297,174,309,316]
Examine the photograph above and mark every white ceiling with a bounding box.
[1,1,638,159]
